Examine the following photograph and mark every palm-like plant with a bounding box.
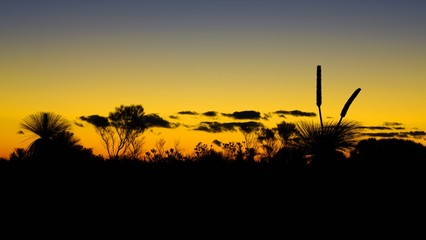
[292,65,362,165]
[20,112,72,159]
[293,121,360,164]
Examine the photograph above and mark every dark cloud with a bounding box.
[178,111,198,115]
[362,132,400,138]
[212,139,222,147]
[360,126,392,130]
[17,130,24,135]
[394,127,405,130]
[274,110,316,117]
[362,131,426,139]
[383,122,403,126]
[143,114,179,128]
[74,121,84,127]
[169,115,179,119]
[80,114,177,129]
[222,111,261,120]
[195,121,263,133]
[202,111,218,117]
[407,131,426,138]
[238,121,262,133]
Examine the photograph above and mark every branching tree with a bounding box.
[275,121,297,148]
[81,105,147,159]
[257,128,281,161]
[239,123,261,161]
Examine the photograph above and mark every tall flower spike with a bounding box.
[316,65,322,107]
[316,65,324,129]
[338,88,361,126]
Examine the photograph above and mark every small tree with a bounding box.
[81,105,147,159]
[275,121,297,148]
[239,123,261,161]
[257,128,280,161]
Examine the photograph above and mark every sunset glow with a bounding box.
[1,0,425,158]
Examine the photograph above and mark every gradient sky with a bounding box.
[1,0,426,158]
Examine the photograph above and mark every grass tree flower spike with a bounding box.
[316,65,324,130]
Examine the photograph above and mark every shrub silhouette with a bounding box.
[352,138,426,170]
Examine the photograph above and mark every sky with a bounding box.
[1,0,426,158]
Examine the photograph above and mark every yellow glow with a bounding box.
[1,32,426,158]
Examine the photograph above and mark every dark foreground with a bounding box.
[1,157,425,234]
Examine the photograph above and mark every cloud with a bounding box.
[74,121,84,127]
[383,122,403,126]
[360,126,393,130]
[274,110,316,117]
[222,111,261,120]
[407,131,426,138]
[212,139,222,147]
[178,111,198,115]
[195,121,263,133]
[80,114,178,129]
[169,115,179,119]
[362,131,426,139]
[393,127,405,130]
[202,111,218,117]
[362,132,400,138]
[143,114,179,128]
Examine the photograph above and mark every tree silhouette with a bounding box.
[275,121,297,147]
[81,105,147,159]
[352,138,426,170]
[20,112,75,160]
[257,127,280,161]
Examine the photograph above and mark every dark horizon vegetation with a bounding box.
[1,65,425,181]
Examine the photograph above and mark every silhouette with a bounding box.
[19,112,77,160]
[316,65,324,129]
[337,88,361,127]
[276,121,297,146]
[293,121,360,165]
[81,105,147,159]
[292,65,362,166]
[80,105,178,159]
[352,138,426,170]
[2,66,425,199]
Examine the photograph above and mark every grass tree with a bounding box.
[20,112,76,159]
[294,66,362,165]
